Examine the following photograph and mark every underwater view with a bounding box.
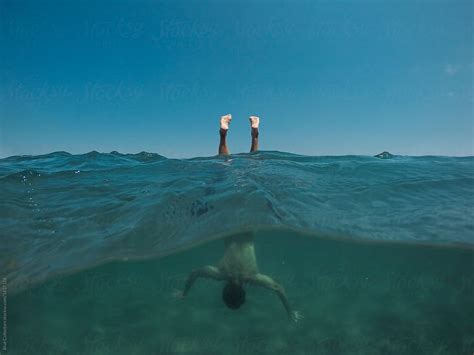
[1,0,473,354]
[1,151,473,354]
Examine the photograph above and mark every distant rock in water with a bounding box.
[374,151,394,159]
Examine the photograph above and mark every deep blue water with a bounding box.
[1,151,473,293]
[1,151,474,354]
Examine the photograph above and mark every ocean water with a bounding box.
[1,151,473,354]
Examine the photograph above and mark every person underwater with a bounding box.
[173,115,303,322]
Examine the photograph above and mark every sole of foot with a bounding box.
[220,114,232,130]
[249,115,260,129]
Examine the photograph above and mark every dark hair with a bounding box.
[222,282,246,309]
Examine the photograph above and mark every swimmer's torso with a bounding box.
[218,234,259,282]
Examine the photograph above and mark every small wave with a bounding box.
[1,169,43,182]
[1,151,473,292]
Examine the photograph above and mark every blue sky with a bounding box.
[1,0,472,158]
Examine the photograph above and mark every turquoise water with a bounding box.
[1,151,473,354]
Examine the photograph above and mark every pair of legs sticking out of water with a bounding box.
[174,115,302,322]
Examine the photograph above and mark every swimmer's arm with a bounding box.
[249,274,291,314]
[180,266,224,297]
[248,274,303,322]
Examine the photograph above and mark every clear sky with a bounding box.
[1,0,472,158]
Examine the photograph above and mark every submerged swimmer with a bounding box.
[173,115,303,322]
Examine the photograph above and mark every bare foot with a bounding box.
[290,310,304,323]
[220,114,232,130]
[249,115,260,129]
[172,289,185,300]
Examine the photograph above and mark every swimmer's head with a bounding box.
[222,282,246,309]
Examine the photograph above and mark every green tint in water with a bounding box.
[8,231,474,355]
[3,152,473,292]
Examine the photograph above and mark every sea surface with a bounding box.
[1,151,473,354]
